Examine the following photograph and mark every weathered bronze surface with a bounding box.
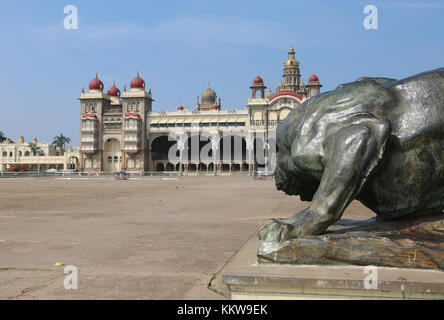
[259,68,444,268]
[258,214,444,270]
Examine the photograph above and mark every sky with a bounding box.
[0,0,442,145]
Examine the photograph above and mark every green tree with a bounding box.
[29,143,42,156]
[52,134,71,155]
[0,131,6,143]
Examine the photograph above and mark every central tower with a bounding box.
[278,45,301,93]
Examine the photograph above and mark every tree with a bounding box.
[52,134,71,155]
[29,143,42,156]
[0,131,6,143]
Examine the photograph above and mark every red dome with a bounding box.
[253,75,263,84]
[107,82,120,97]
[309,74,319,82]
[178,105,184,110]
[211,105,219,110]
[89,74,103,91]
[130,71,145,89]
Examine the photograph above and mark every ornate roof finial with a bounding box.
[113,80,116,87]
[95,72,98,79]
[208,82,211,89]
[81,85,85,93]
[124,84,127,92]
[137,70,140,78]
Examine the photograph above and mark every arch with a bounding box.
[25,151,30,156]
[165,163,175,171]
[151,135,177,161]
[68,156,79,170]
[155,163,165,171]
[102,135,122,144]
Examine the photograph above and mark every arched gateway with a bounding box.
[104,138,121,173]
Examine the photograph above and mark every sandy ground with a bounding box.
[0,176,374,299]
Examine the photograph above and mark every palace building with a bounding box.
[0,136,80,172]
[79,46,322,174]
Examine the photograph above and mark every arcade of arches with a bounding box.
[150,134,270,175]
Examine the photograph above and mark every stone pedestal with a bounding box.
[223,234,444,300]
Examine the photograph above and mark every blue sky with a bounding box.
[0,0,443,145]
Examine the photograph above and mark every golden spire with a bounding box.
[285,45,299,67]
[95,72,98,79]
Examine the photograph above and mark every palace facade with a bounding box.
[0,136,79,172]
[79,46,322,174]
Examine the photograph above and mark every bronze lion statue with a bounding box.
[259,68,444,243]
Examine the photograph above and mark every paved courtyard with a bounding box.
[0,176,374,299]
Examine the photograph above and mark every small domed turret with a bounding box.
[89,73,104,91]
[130,71,145,90]
[107,81,121,97]
[201,83,217,105]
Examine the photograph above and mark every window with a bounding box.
[2,151,6,157]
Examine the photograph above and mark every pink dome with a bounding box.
[253,75,263,84]
[107,82,120,96]
[130,72,145,89]
[309,74,319,82]
[89,74,103,91]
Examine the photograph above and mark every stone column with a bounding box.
[245,133,254,176]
